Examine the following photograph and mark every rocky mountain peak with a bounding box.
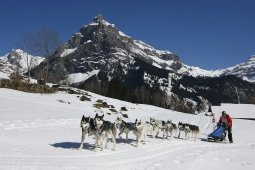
[247,55,255,62]
[92,14,115,27]
[94,14,104,21]
[66,15,119,49]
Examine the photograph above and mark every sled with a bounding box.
[207,124,227,142]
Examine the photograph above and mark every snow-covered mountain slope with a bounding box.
[219,55,255,83]
[0,88,254,170]
[0,49,44,79]
[177,55,255,83]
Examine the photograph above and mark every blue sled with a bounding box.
[208,125,226,142]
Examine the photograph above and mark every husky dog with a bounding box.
[178,122,190,139]
[188,124,200,140]
[94,113,117,151]
[178,122,199,140]
[150,117,166,138]
[171,122,178,136]
[114,116,135,143]
[133,119,153,146]
[163,120,177,139]
[78,115,98,150]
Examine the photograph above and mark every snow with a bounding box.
[100,19,115,27]
[0,49,44,79]
[0,88,254,170]
[60,48,77,57]
[179,64,221,77]
[247,55,255,62]
[119,31,131,38]
[112,47,128,58]
[10,49,44,70]
[134,40,173,57]
[178,55,255,83]
[61,70,99,85]
[84,18,115,28]
[0,71,10,79]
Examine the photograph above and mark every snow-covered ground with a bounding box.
[0,88,254,170]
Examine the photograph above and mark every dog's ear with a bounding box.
[135,119,137,123]
[95,113,98,117]
[82,115,85,119]
[102,114,104,118]
[88,116,90,119]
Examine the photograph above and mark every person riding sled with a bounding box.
[218,111,233,143]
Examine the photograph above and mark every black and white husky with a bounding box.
[163,120,178,139]
[188,124,200,140]
[78,115,98,150]
[114,116,135,143]
[94,113,117,151]
[178,122,199,140]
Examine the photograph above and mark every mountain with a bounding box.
[0,49,44,79]
[31,15,180,81]
[30,15,255,113]
[218,55,255,83]
[179,55,255,83]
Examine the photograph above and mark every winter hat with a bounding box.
[222,111,227,115]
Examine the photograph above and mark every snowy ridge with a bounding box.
[176,55,255,83]
[0,88,255,170]
[60,48,77,57]
[134,40,173,56]
[219,55,255,83]
[179,64,221,77]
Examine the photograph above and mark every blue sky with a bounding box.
[0,0,255,70]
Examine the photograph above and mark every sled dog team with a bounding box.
[78,114,200,151]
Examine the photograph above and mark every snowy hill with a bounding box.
[0,88,254,170]
[0,49,44,79]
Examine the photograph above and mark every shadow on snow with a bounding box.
[50,142,91,149]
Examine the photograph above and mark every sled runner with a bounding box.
[207,123,227,142]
